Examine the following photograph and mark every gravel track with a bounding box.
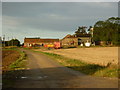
[13,49,118,88]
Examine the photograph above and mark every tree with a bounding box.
[75,26,88,37]
[93,17,120,45]
[9,39,20,46]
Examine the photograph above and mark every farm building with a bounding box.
[61,34,78,46]
[61,34,91,46]
[24,37,59,47]
[24,34,91,48]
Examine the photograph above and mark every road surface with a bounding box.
[14,49,118,88]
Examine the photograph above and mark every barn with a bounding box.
[24,37,59,47]
[61,34,91,46]
[61,34,78,46]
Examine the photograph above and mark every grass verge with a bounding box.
[2,48,27,88]
[9,50,27,69]
[34,50,119,78]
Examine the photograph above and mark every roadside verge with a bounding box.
[33,50,119,78]
[2,48,27,88]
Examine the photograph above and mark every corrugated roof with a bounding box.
[24,38,59,43]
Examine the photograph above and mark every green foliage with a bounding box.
[9,50,27,69]
[94,68,119,77]
[5,39,20,46]
[75,26,91,37]
[93,17,120,45]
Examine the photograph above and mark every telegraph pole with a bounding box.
[3,35,5,47]
[8,37,9,46]
[12,37,14,46]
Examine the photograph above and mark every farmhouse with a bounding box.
[61,34,91,46]
[24,33,91,47]
[24,37,59,47]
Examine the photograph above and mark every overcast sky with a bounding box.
[2,2,118,43]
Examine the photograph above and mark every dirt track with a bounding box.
[38,47,118,66]
[13,49,118,88]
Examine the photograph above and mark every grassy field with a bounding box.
[33,50,119,78]
[35,47,118,66]
[2,47,27,88]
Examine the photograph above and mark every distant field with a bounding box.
[35,47,118,66]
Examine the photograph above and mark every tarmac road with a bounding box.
[13,49,118,88]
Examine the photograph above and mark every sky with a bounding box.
[2,1,118,43]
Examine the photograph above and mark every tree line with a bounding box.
[2,39,21,47]
[74,17,120,46]
[93,17,120,45]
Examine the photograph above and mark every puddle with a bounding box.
[21,77,28,79]
[38,76,42,79]
[38,76,48,79]
[19,76,48,79]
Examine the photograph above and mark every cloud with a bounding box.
[0,2,2,36]
[3,16,21,27]
[2,0,119,2]
[2,2,118,43]
[3,2,117,29]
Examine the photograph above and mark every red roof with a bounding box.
[24,38,59,43]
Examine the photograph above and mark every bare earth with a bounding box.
[2,50,20,72]
[36,47,118,66]
[13,49,118,88]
